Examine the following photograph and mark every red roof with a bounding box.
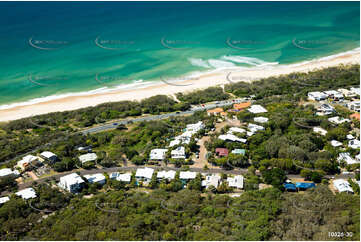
[215,148,229,157]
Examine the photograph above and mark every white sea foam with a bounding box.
[207,59,236,68]
[188,58,211,68]
[221,55,279,67]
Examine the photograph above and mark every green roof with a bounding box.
[231,149,246,155]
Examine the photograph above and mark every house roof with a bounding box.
[79,153,97,163]
[350,113,360,121]
[16,188,37,200]
[84,173,106,184]
[227,175,244,189]
[333,179,353,193]
[229,127,246,134]
[233,102,251,110]
[0,196,10,204]
[149,149,168,160]
[202,174,221,188]
[0,168,19,177]
[179,171,197,180]
[135,167,154,179]
[254,117,269,123]
[338,152,358,165]
[117,173,132,182]
[313,127,328,136]
[248,105,267,114]
[219,134,247,143]
[157,170,176,180]
[348,139,360,149]
[59,173,85,186]
[330,140,343,147]
[171,146,186,159]
[231,149,246,155]
[207,108,224,114]
[40,151,57,159]
[216,148,229,156]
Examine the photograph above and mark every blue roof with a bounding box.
[284,183,296,190]
[295,182,316,189]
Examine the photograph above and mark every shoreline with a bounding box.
[0,49,360,122]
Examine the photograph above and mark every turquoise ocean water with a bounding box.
[0,1,359,108]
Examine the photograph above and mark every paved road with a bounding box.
[81,100,238,134]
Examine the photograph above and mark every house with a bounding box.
[215,148,229,157]
[330,140,343,147]
[157,170,176,181]
[109,172,132,183]
[307,91,327,101]
[248,105,267,114]
[228,127,246,134]
[295,182,316,190]
[17,155,40,171]
[0,168,20,178]
[40,151,58,163]
[202,174,221,189]
[0,196,10,205]
[227,175,244,189]
[84,173,106,185]
[338,153,358,165]
[149,149,168,160]
[207,108,224,116]
[328,116,350,125]
[347,134,355,140]
[338,88,356,98]
[333,179,353,193]
[79,153,97,164]
[350,113,360,121]
[231,149,246,155]
[179,171,197,181]
[313,127,327,136]
[171,146,186,159]
[135,167,154,182]
[185,121,204,133]
[58,173,85,193]
[233,102,251,111]
[254,117,269,123]
[323,90,344,101]
[317,104,335,115]
[219,134,247,143]
[347,101,360,112]
[169,139,180,147]
[15,188,37,200]
[348,139,360,149]
[350,87,360,96]
[248,123,264,133]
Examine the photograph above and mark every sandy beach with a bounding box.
[0,50,359,122]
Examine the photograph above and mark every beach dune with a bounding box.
[0,50,359,122]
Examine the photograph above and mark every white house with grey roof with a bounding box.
[58,173,85,193]
[16,188,37,200]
